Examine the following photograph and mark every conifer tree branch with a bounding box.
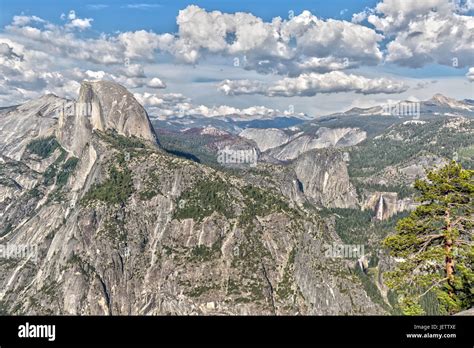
[417,277,449,299]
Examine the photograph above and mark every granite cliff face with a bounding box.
[0,81,385,315]
[237,126,366,162]
[267,127,366,161]
[78,81,157,142]
[362,192,417,221]
[293,149,358,209]
[0,95,64,161]
[239,128,290,152]
[132,93,473,317]
[57,81,158,157]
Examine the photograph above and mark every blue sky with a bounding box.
[0,1,379,32]
[0,0,472,116]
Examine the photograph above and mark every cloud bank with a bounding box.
[0,1,471,115]
[218,72,408,97]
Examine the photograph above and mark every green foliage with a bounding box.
[189,241,222,262]
[138,171,161,200]
[0,222,13,238]
[238,186,290,227]
[0,300,8,315]
[320,208,407,247]
[67,252,97,282]
[349,119,474,178]
[323,208,372,244]
[420,289,440,315]
[41,151,78,203]
[139,189,159,200]
[43,166,57,186]
[0,177,19,188]
[187,283,219,297]
[387,290,402,315]
[98,131,146,151]
[353,180,416,199]
[276,248,296,299]
[26,136,59,158]
[383,161,474,315]
[27,187,42,198]
[353,265,390,312]
[226,279,241,295]
[43,149,67,186]
[174,178,234,222]
[157,132,219,165]
[368,253,379,268]
[83,157,133,205]
[399,297,425,316]
[457,145,474,165]
[56,157,79,188]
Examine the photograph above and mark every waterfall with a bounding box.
[376,195,384,220]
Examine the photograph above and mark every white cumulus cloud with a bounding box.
[218,71,407,97]
[168,5,384,74]
[356,0,474,68]
[146,77,167,88]
[467,67,474,82]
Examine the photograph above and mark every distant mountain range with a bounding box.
[0,83,472,316]
[332,93,474,117]
[151,94,474,137]
[154,93,474,166]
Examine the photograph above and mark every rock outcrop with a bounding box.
[454,307,474,315]
[57,80,158,156]
[239,128,290,152]
[0,81,385,316]
[362,192,417,221]
[268,127,366,161]
[0,94,65,161]
[293,149,358,209]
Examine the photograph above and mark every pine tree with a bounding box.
[383,161,473,315]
